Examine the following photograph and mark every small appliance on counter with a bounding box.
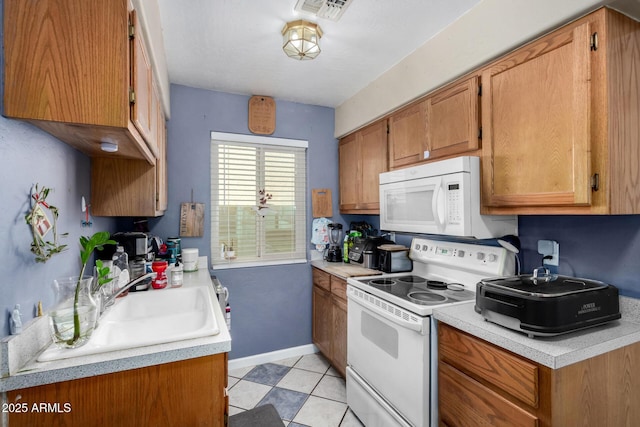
[112,232,149,260]
[348,236,394,269]
[475,267,621,338]
[326,223,343,262]
[378,244,412,273]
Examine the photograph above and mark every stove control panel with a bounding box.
[409,237,514,276]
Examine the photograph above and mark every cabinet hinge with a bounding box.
[591,173,600,191]
[478,127,482,139]
[478,84,482,96]
[590,32,598,51]
[129,23,135,39]
[129,88,136,104]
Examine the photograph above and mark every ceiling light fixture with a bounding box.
[282,20,323,60]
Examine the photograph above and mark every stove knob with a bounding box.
[488,253,498,262]
[458,250,465,257]
[422,244,428,251]
[477,252,485,261]
[415,244,421,251]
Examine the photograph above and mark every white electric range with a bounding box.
[346,237,515,427]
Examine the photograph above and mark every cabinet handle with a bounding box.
[590,32,598,51]
[591,173,600,191]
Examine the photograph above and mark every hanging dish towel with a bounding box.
[311,217,331,251]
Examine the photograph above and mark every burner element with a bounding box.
[369,278,396,286]
[426,280,448,290]
[396,275,427,285]
[407,291,448,305]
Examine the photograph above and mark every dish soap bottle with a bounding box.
[170,261,183,288]
[112,245,131,297]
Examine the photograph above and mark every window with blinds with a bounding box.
[211,132,308,268]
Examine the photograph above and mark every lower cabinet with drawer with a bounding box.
[312,267,347,377]
[438,323,640,427]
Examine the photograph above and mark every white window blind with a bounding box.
[211,132,307,268]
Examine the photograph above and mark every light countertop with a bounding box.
[310,259,383,279]
[0,262,231,392]
[433,298,640,369]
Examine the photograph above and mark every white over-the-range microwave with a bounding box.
[379,156,517,239]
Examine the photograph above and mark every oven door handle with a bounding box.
[349,293,424,334]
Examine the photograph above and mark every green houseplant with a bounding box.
[49,232,116,348]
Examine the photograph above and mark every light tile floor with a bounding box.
[228,353,364,427]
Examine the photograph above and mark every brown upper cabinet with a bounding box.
[425,75,480,161]
[339,120,388,213]
[3,0,160,165]
[387,75,481,170]
[388,101,428,169]
[481,8,640,214]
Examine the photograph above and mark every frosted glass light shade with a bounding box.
[282,20,323,60]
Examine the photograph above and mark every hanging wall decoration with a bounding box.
[24,184,68,262]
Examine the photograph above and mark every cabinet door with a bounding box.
[331,295,347,378]
[339,133,360,211]
[359,120,388,211]
[130,10,154,145]
[8,354,228,427]
[481,21,592,207]
[91,158,158,217]
[426,76,480,160]
[312,285,332,359]
[156,105,168,212]
[439,362,538,427]
[388,101,427,168]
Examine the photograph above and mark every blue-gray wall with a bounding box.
[0,117,117,337]
[148,84,344,359]
[519,216,640,298]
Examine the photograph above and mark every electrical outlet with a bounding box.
[537,239,559,266]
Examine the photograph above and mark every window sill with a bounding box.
[211,258,308,270]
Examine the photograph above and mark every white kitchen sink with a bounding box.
[38,286,220,362]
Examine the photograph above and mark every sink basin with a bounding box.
[38,286,220,362]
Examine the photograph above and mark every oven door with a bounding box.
[347,285,430,427]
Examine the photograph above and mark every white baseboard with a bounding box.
[228,344,319,371]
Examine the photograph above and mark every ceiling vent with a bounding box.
[294,0,353,21]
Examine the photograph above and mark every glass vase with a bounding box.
[49,276,99,349]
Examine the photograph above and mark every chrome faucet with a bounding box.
[101,272,156,311]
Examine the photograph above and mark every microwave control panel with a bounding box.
[446,183,462,224]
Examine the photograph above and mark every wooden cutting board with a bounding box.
[312,188,332,217]
[179,202,205,237]
[321,264,382,278]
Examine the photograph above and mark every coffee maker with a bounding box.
[326,223,343,262]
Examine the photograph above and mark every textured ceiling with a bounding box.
[157,0,481,108]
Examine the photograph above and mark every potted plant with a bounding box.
[49,232,116,348]
[224,239,236,259]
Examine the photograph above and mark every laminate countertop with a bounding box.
[0,262,231,392]
[310,260,383,279]
[433,296,640,369]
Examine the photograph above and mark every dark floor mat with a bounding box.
[229,404,283,427]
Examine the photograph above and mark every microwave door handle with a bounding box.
[432,177,445,232]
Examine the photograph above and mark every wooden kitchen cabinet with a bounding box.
[91,68,168,217]
[312,268,348,377]
[7,353,228,427]
[339,120,388,214]
[3,0,163,165]
[481,8,640,214]
[425,75,480,161]
[438,323,640,427]
[388,100,428,169]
